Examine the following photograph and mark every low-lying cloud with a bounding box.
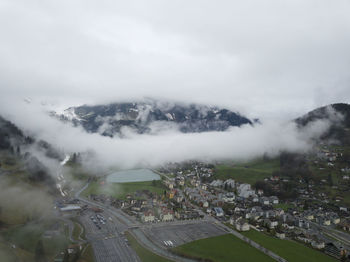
[0,99,334,172]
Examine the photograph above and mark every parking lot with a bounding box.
[80,210,140,262]
[143,221,227,248]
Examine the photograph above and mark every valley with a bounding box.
[1,103,350,262]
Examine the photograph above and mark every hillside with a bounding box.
[296,103,350,145]
[53,100,252,137]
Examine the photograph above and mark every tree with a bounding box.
[72,153,77,163]
[35,240,46,262]
[224,183,228,191]
[328,174,333,187]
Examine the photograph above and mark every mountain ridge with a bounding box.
[296,103,350,145]
[52,100,253,137]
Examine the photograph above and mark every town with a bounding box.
[54,143,350,262]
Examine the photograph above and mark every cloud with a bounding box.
[0,1,348,173]
[0,99,332,171]
[0,0,349,120]
[0,175,54,224]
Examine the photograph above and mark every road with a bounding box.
[310,221,350,248]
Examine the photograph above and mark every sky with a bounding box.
[0,1,349,170]
[0,0,349,120]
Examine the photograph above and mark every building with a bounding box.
[238,184,256,198]
[295,219,310,229]
[340,219,350,231]
[141,210,155,223]
[235,218,250,231]
[264,219,278,229]
[303,211,314,220]
[276,232,285,239]
[59,205,81,212]
[325,242,347,259]
[311,241,325,249]
[160,209,174,222]
[175,193,184,203]
[212,207,224,217]
[198,199,209,208]
[270,196,279,204]
[210,180,223,187]
[201,184,207,190]
[164,179,175,189]
[224,179,235,189]
[260,197,270,205]
[176,176,185,186]
[223,193,235,203]
[167,189,176,199]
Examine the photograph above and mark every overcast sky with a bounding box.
[1,0,350,120]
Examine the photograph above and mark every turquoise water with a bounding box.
[106,169,160,183]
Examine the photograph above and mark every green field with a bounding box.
[72,222,83,242]
[241,230,337,262]
[0,220,69,262]
[173,234,274,262]
[80,244,95,262]
[0,242,20,262]
[273,203,295,211]
[82,180,166,199]
[126,232,174,262]
[214,158,280,184]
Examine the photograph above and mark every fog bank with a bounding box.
[0,99,334,171]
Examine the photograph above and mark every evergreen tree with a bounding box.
[72,153,77,163]
[34,239,46,262]
[328,174,334,187]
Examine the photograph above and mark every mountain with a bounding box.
[53,100,253,137]
[0,115,29,150]
[0,115,62,186]
[296,103,350,145]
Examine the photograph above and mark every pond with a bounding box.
[106,169,161,183]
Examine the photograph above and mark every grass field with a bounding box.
[1,223,46,252]
[273,203,295,211]
[173,234,274,262]
[1,220,69,261]
[0,241,21,262]
[80,244,95,262]
[82,180,166,199]
[72,222,83,242]
[241,230,337,262]
[214,158,280,184]
[125,232,174,262]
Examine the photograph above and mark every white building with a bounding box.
[238,184,256,198]
[210,180,223,187]
[160,210,174,221]
[59,205,81,212]
[141,211,155,223]
[223,193,235,203]
[235,219,250,231]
